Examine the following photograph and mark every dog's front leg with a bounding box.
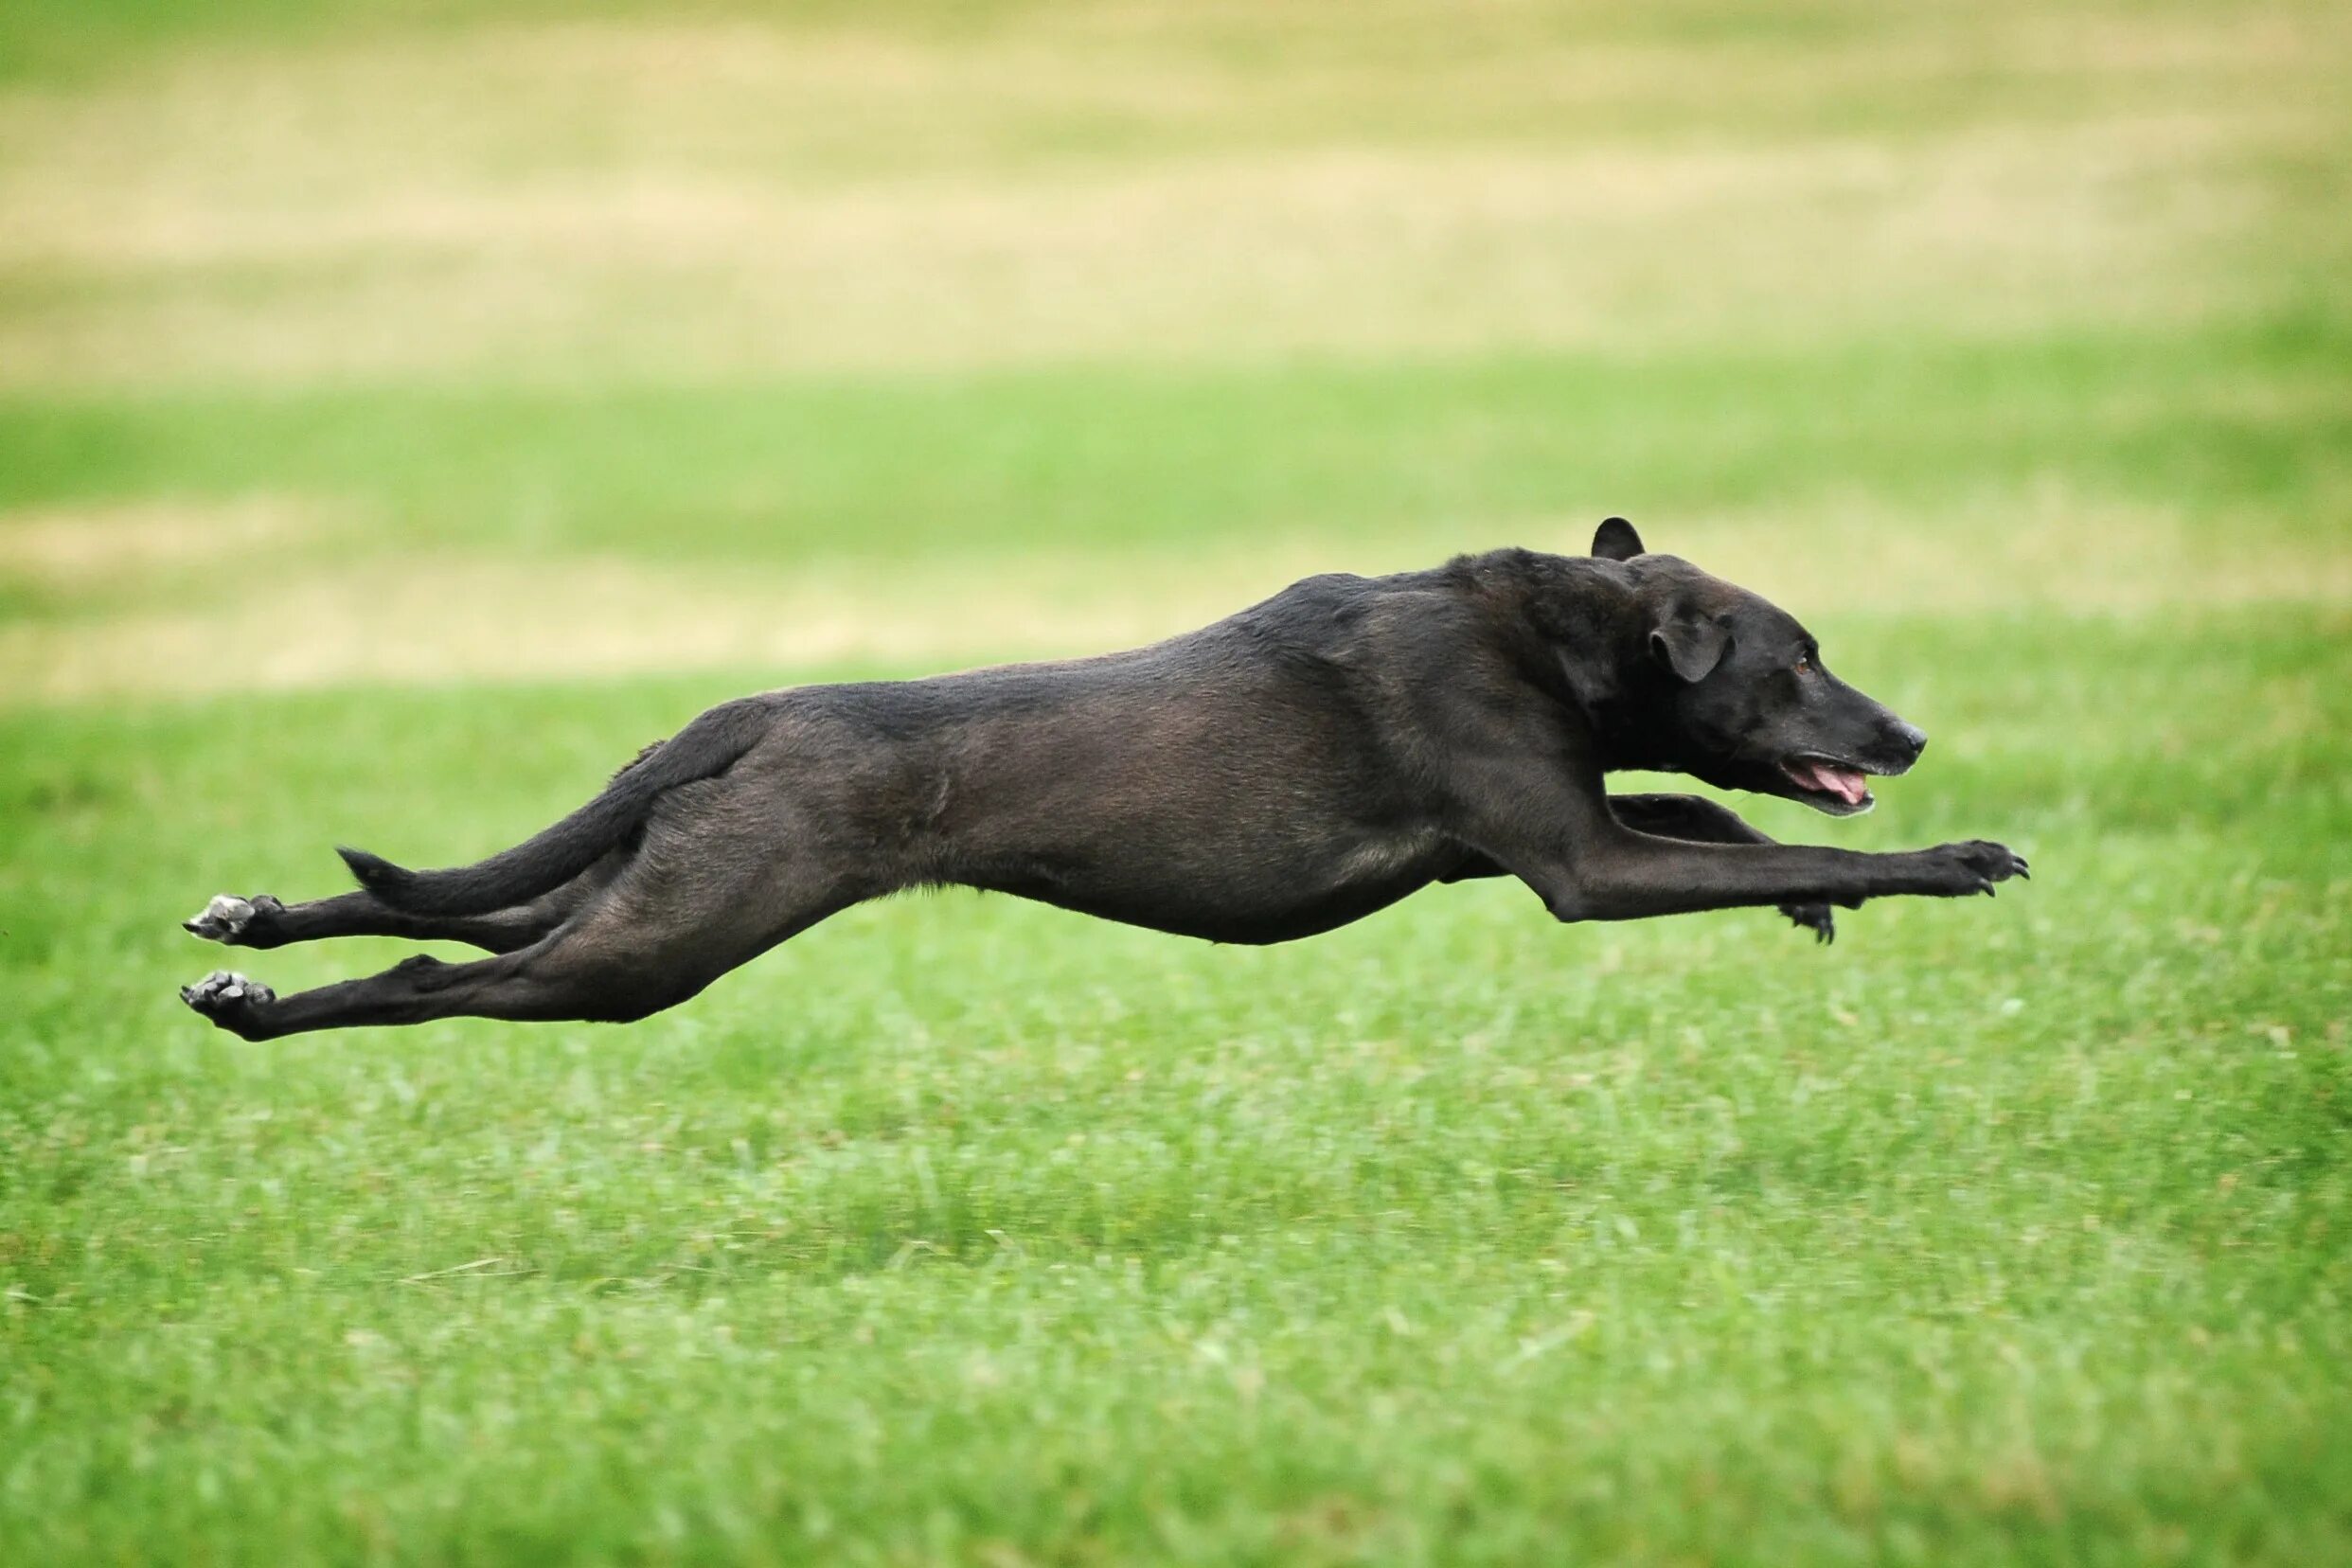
[1458,771,2025,924]
[1533,828,2027,924]
[1606,793,1838,941]
[1445,729,2024,928]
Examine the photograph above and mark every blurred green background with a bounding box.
[2,2,2348,1563]
[4,0,2347,694]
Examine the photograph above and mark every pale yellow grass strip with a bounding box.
[0,547,1301,702]
[0,496,330,589]
[0,7,2315,388]
[5,495,2346,704]
[0,127,2274,390]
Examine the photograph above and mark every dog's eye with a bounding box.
[1792,653,1813,674]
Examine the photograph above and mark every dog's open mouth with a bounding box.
[1780,754,1876,812]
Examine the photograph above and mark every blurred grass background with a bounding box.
[4,0,2348,694]
[2,1,2349,1563]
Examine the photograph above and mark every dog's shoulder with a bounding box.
[1226,566,1464,654]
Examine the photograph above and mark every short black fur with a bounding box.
[181,521,2025,1040]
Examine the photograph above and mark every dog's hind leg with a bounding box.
[179,928,691,1040]
[182,775,885,1040]
[184,890,559,954]
[184,854,625,954]
[182,882,855,1041]
[180,941,642,1042]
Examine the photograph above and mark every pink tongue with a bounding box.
[1808,762,1868,804]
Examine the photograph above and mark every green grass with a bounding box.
[4,617,2349,1565]
[7,315,2350,704]
[7,313,2349,564]
[4,0,2352,1559]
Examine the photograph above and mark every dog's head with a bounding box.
[1588,517,1927,815]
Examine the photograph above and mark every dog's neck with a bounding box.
[1475,551,1684,773]
[1582,681,1684,774]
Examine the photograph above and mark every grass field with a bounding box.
[4,1,2351,1562]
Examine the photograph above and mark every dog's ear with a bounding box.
[1649,613,1730,683]
[1592,516,1645,561]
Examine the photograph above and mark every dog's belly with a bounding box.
[978,827,1461,945]
[874,658,1471,940]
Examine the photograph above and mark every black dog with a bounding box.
[183,519,2025,1039]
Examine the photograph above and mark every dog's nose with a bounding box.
[1886,721,1928,762]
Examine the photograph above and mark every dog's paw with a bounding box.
[1779,902,1835,944]
[180,970,276,1036]
[1918,840,2030,898]
[184,893,282,944]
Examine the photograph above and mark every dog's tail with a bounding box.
[337,700,765,917]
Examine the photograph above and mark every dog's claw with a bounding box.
[1926,840,2030,900]
[185,894,256,941]
[1780,902,1835,944]
[185,893,283,945]
[181,969,275,1034]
